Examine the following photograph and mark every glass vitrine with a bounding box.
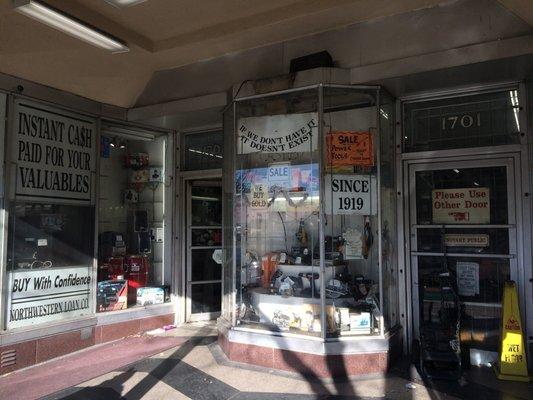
[222,85,398,340]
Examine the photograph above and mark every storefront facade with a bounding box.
[206,76,532,376]
[1,0,532,378]
[0,88,177,375]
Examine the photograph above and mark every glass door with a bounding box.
[408,157,518,364]
[186,180,222,321]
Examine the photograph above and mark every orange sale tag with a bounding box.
[326,131,374,167]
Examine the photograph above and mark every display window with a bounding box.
[97,133,170,312]
[4,99,97,329]
[6,203,95,328]
[225,85,398,339]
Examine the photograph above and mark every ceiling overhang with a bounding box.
[1,0,532,108]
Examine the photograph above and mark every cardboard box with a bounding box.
[97,280,128,312]
[136,287,165,306]
[349,312,371,332]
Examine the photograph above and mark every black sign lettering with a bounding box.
[14,103,95,201]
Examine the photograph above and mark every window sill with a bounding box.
[0,316,97,347]
[96,302,175,326]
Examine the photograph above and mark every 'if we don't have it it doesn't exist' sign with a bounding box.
[13,100,96,202]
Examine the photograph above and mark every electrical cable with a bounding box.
[221,79,253,114]
[277,211,289,253]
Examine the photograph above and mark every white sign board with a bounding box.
[267,162,291,186]
[7,267,92,329]
[342,228,363,259]
[249,184,269,209]
[13,101,96,203]
[432,187,490,224]
[324,174,377,215]
[456,262,479,297]
[237,112,317,154]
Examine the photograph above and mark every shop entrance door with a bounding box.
[185,180,222,322]
[407,155,522,365]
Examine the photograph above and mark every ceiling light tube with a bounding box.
[13,0,129,53]
[102,126,155,141]
[104,0,147,7]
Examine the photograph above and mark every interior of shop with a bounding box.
[96,133,170,312]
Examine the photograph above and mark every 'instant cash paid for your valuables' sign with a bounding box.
[7,267,92,329]
[13,101,96,202]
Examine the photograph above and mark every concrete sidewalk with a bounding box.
[1,322,531,400]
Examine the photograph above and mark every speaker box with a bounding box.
[289,51,333,73]
[134,210,149,232]
[130,231,151,254]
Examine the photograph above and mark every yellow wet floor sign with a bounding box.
[495,281,531,382]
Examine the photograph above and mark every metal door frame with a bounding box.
[399,149,531,352]
[184,177,223,322]
[408,157,518,341]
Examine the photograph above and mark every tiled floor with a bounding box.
[1,322,531,400]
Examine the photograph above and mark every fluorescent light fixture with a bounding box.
[509,89,520,132]
[13,0,129,53]
[188,148,223,159]
[104,0,147,7]
[102,124,155,141]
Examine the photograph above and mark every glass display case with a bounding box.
[222,84,398,340]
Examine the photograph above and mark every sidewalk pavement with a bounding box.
[0,322,531,400]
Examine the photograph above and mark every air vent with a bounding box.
[1,349,16,368]
[289,51,333,73]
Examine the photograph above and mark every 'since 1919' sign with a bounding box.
[324,174,377,215]
[7,267,92,329]
[13,101,96,202]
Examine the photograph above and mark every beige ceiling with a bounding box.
[0,0,529,108]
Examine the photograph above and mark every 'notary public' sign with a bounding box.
[444,234,489,247]
[324,174,377,215]
[7,267,92,329]
[13,101,96,202]
[432,187,490,224]
[237,113,317,154]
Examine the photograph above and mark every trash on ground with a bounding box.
[146,328,165,335]
[163,324,177,331]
